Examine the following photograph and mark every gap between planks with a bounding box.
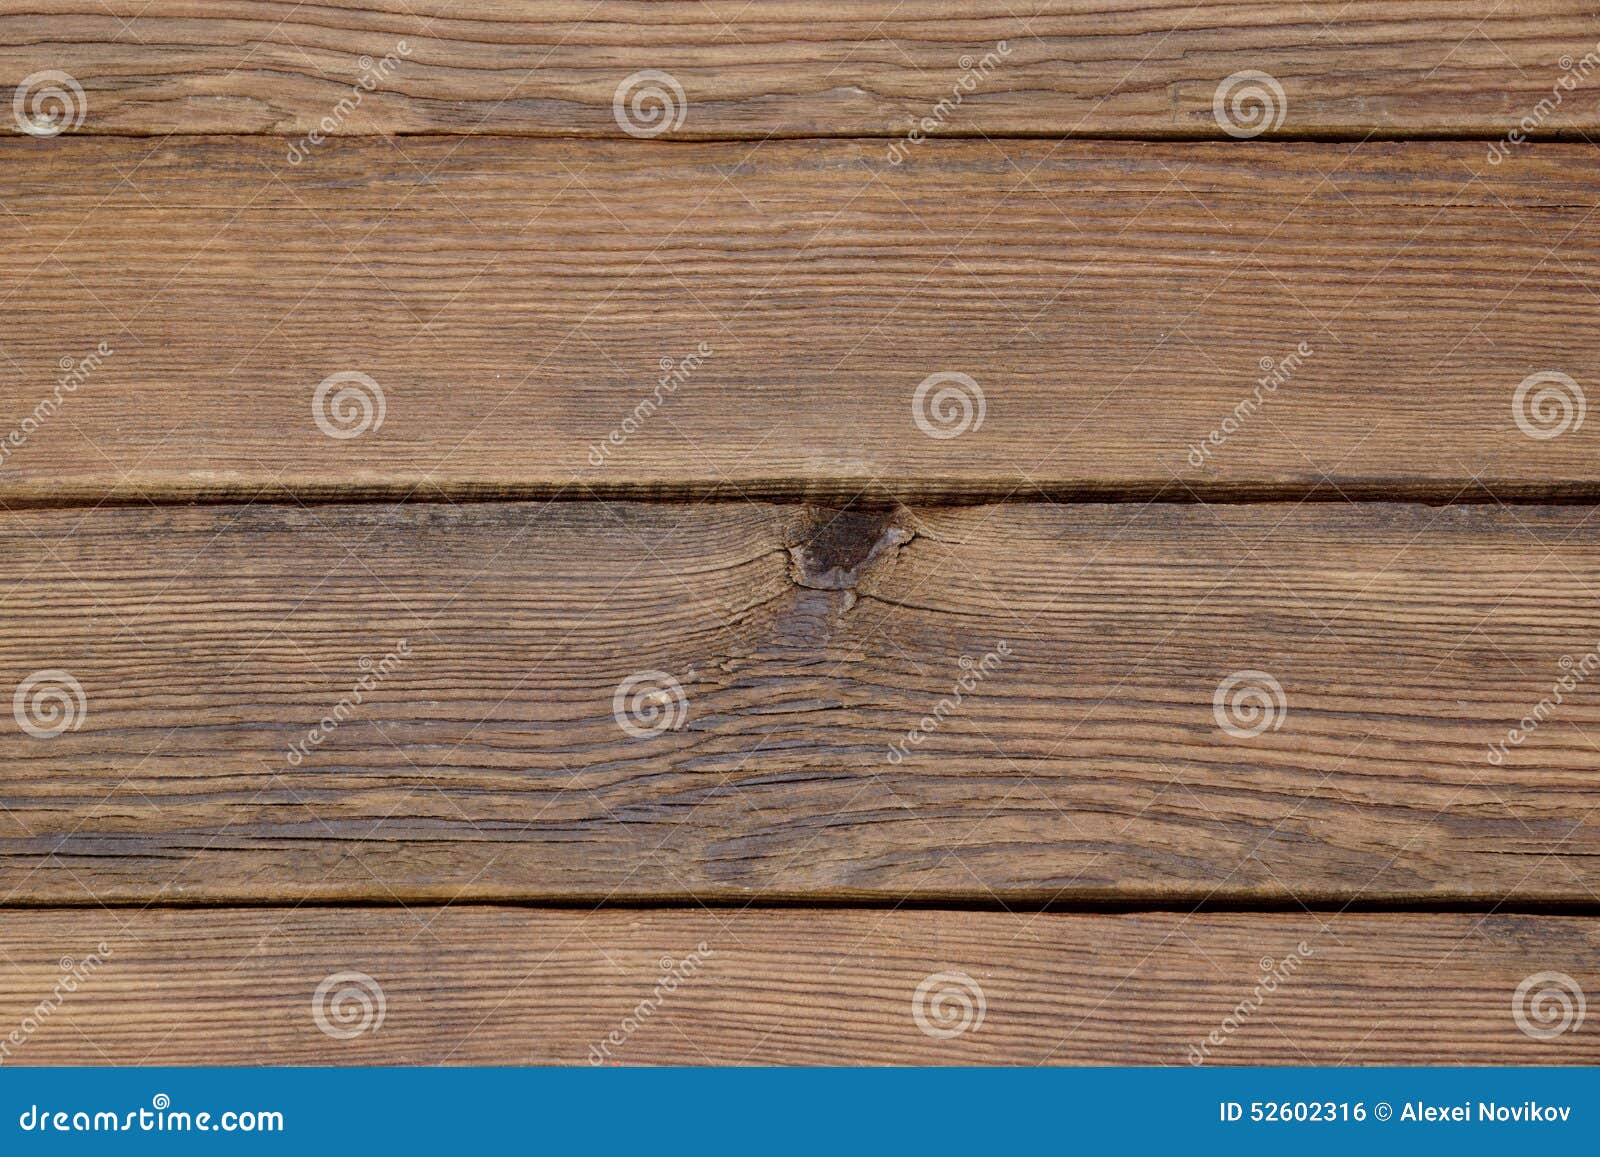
[18,130,1600,143]
[9,482,1600,511]
[0,896,1597,915]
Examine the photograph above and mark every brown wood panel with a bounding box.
[1,907,1594,1064]
[3,2,1598,138]
[2,499,1598,905]
[5,137,1600,503]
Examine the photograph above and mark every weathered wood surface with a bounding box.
[3,2,1597,138]
[1,908,1593,1064]
[2,499,1597,905]
[4,137,1600,504]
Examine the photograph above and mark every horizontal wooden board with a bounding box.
[6,137,1600,503]
[2,499,1599,904]
[1,907,1595,1064]
[3,2,1599,138]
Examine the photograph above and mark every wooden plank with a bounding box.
[1,907,1594,1064]
[5,137,1600,504]
[3,2,1599,139]
[2,499,1599,905]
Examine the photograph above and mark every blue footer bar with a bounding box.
[2,1068,1594,1153]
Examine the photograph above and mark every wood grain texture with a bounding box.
[5,137,1600,503]
[3,499,1599,905]
[4,2,1600,138]
[1,907,1594,1064]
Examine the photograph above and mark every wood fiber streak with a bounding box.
[2,1,1597,137]
[2,908,1595,1064]
[2,500,1599,904]
[4,138,1600,503]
